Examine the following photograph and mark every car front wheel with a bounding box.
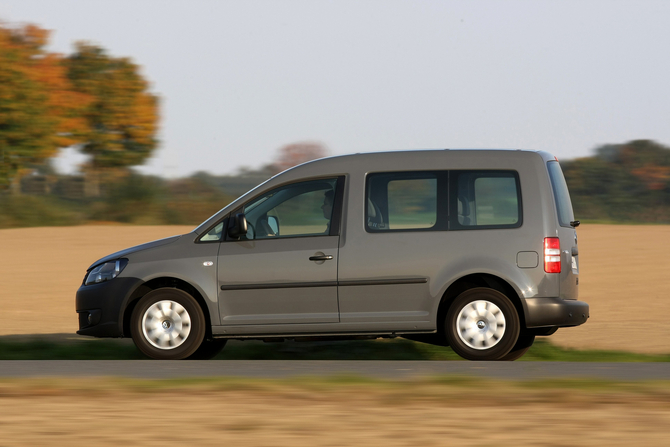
[130,288,206,360]
[446,288,520,361]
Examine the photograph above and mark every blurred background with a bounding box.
[1,0,670,228]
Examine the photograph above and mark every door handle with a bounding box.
[309,255,333,261]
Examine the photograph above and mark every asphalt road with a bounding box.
[0,361,668,380]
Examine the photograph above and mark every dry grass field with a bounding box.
[0,223,668,354]
[0,225,193,337]
[0,378,669,446]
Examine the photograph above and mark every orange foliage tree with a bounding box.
[64,43,160,196]
[272,142,328,174]
[0,24,88,192]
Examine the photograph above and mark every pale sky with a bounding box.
[2,0,669,178]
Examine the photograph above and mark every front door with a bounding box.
[217,177,342,325]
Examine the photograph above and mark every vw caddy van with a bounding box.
[76,150,589,361]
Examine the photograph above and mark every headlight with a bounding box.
[85,259,128,286]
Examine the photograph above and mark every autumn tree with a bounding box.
[0,24,88,192]
[64,43,159,196]
[272,141,328,174]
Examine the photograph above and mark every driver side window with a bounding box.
[240,178,338,240]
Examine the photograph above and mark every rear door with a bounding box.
[337,172,444,325]
[547,160,579,300]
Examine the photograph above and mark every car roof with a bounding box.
[283,149,554,177]
[193,149,555,235]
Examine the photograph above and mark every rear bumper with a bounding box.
[524,297,589,328]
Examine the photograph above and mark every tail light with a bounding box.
[544,237,561,273]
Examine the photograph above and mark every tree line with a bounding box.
[0,23,158,194]
[0,137,328,228]
[562,139,670,223]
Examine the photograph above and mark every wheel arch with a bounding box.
[122,277,214,340]
[436,273,527,338]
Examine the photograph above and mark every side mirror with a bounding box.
[227,213,248,239]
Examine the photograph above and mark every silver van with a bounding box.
[76,150,589,361]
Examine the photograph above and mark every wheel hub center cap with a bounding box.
[142,300,192,351]
[456,300,507,351]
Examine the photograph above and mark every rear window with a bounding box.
[547,161,574,227]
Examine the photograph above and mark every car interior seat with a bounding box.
[458,195,471,226]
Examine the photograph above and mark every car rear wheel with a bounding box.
[446,288,520,361]
[130,288,206,360]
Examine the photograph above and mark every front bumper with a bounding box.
[75,277,143,337]
[524,297,589,328]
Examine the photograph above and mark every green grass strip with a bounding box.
[0,335,668,361]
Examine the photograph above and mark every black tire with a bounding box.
[187,339,227,360]
[130,288,206,360]
[499,335,535,361]
[445,288,520,361]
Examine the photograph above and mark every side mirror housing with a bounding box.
[227,213,248,239]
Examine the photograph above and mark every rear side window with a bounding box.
[547,161,574,227]
[366,172,443,231]
[450,171,522,229]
